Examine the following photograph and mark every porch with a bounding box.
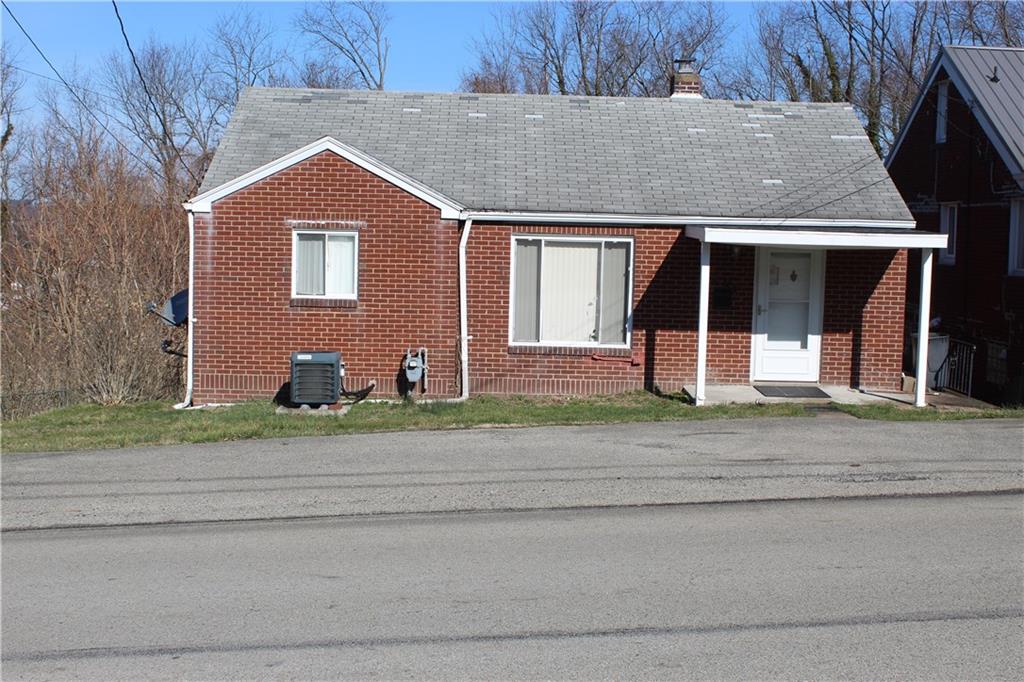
[686,225,948,407]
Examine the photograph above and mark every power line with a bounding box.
[739,151,881,219]
[786,176,892,222]
[9,64,122,104]
[1,0,153,170]
[110,0,201,188]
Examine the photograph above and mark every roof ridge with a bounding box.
[243,85,853,107]
[944,44,1024,53]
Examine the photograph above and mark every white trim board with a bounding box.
[464,211,915,230]
[185,136,464,219]
[685,225,946,249]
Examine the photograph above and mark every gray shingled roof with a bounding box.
[200,87,912,223]
[944,46,1024,178]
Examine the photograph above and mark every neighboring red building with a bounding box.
[181,64,944,407]
[887,45,1024,405]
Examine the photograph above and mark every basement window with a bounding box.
[292,230,358,299]
[510,236,633,347]
[939,203,957,265]
[1010,200,1024,276]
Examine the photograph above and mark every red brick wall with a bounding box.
[192,151,460,403]
[820,249,907,390]
[467,224,906,394]
[192,151,908,402]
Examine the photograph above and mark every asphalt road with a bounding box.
[3,493,1022,680]
[3,416,1023,529]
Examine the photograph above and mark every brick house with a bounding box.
[180,63,944,408]
[886,46,1024,405]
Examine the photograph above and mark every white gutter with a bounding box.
[174,210,196,409]
[456,218,473,401]
[461,210,916,231]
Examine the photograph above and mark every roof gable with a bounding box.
[886,45,1024,186]
[186,136,463,218]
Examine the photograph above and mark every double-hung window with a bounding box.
[939,203,957,265]
[511,236,633,347]
[292,230,358,299]
[1010,199,1024,276]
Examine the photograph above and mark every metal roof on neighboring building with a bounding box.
[943,46,1024,179]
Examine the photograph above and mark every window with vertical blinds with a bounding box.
[511,237,632,346]
[293,230,358,299]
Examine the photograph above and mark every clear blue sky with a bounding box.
[4,1,758,100]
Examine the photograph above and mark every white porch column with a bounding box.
[915,248,934,407]
[695,241,711,406]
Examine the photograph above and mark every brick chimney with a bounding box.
[671,57,702,98]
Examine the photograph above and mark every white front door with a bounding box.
[751,249,825,382]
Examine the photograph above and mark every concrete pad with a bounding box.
[683,384,989,408]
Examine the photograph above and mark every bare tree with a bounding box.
[2,92,186,409]
[459,10,524,94]
[462,1,729,97]
[296,1,390,90]
[1,42,26,209]
[104,37,219,196]
[208,7,291,110]
[713,0,1023,155]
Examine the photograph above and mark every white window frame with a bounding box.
[290,229,359,300]
[938,203,957,265]
[508,234,634,349]
[935,80,949,144]
[1010,199,1024,277]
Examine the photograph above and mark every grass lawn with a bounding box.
[2,393,809,454]
[833,402,1024,421]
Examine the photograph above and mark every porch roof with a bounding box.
[685,225,947,249]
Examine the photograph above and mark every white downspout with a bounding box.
[174,210,196,409]
[457,218,473,401]
[915,248,933,408]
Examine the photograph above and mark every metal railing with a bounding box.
[937,338,976,396]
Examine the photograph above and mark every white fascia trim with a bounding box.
[184,136,464,219]
[686,225,947,249]
[885,51,1024,186]
[463,210,915,230]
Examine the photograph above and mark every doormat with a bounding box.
[754,385,831,399]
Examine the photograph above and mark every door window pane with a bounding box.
[766,252,810,350]
[767,301,809,350]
